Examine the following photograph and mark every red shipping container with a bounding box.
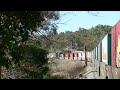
[70,53,74,59]
[65,53,69,59]
[74,53,78,57]
[111,20,120,67]
[65,53,69,57]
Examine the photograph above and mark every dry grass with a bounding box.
[48,59,86,79]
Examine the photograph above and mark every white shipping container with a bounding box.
[91,50,94,64]
[87,52,90,62]
[74,57,78,60]
[60,54,64,59]
[82,56,85,60]
[78,53,82,60]
[82,52,85,60]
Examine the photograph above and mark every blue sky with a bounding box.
[56,11,120,33]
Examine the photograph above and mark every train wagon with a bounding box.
[101,33,111,65]
[96,46,98,60]
[81,52,85,60]
[92,48,96,65]
[95,46,98,70]
[98,42,102,62]
[60,53,64,59]
[70,53,74,60]
[65,53,69,59]
[78,53,82,60]
[111,20,120,67]
[93,48,96,60]
[86,52,91,62]
[91,50,94,63]
[74,53,78,60]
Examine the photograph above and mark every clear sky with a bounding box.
[56,11,120,33]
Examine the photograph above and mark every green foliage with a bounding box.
[23,44,48,67]
[0,11,59,68]
[17,39,49,79]
[2,37,50,79]
[48,24,112,51]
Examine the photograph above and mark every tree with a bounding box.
[2,37,49,79]
[48,24,112,52]
[0,11,59,78]
[20,38,49,79]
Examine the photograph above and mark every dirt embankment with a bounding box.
[48,59,86,79]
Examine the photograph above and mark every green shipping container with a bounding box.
[101,33,111,65]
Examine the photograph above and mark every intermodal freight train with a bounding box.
[91,20,120,68]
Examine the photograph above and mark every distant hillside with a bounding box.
[40,24,112,52]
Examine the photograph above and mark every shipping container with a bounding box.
[96,60,100,77]
[112,20,120,67]
[94,48,96,60]
[102,33,111,65]
[77,51,84,60]
[92,48,96,65]
[81,52,85,60]
[91,50,94,64]
[98,42,102,62]
[90,51,93,62]
[78,53,82,60]
[86,52,89,61]
[74,53,78,60]
[96,46,98,60]
[112,25,117,67]
[70,53,74,60]
[60,54,64,59]
[91,50,94,62]
[86,52,91,61]
[65,53,69,59]
[74,53,78,57]
[89,51,92,61]
[94,47,98,69]
[117,33,120,67]
[78,52,85,60]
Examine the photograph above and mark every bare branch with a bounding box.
[87,11,103,17]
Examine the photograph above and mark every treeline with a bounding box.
[40,24,112,52]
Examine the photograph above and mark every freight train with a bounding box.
[91,20,120,68]
[59,51,91,61]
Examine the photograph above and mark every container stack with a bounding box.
[65,53,69,60]
[70,53,74,60]
[74,53,78,60]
